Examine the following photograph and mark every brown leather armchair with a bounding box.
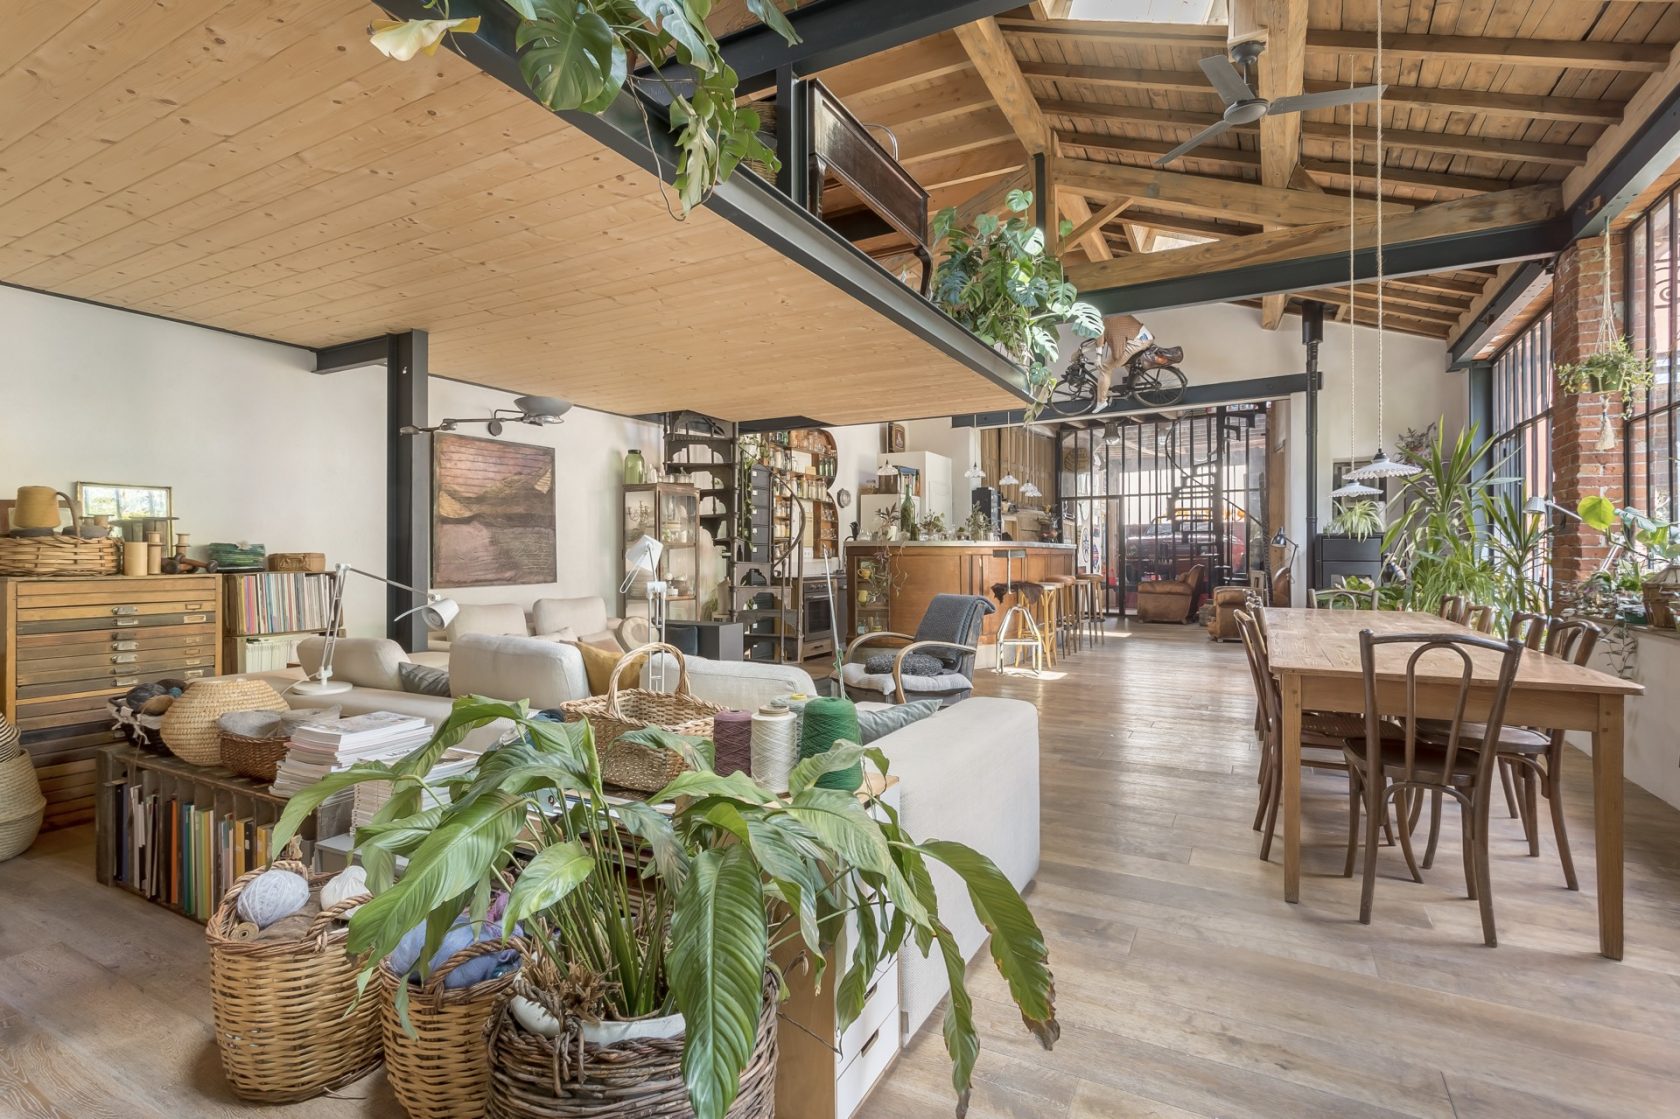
[1136,563,1204,623]
[1207,586,1249,641]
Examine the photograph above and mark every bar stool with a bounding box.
[991,550,1043,676]
[1046,575,1078,657]
[1033,580,1062,667]
[1077,573,1106,646]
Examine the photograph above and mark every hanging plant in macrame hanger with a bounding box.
[1555,232,1655,451]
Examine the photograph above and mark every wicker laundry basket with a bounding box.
[554,643,722,793]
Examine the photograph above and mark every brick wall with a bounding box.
[1551,233,1630,581]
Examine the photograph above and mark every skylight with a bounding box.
[1067,0,1227,24]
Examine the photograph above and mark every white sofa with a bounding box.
[253,634,1041,1045]
[428,596,631,655]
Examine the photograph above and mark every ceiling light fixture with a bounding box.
[399,394,572,437]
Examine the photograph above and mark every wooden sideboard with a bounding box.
[844,542,1075,645]
[0,575,221,828]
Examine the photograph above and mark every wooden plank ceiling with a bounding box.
[0,0,1022,424]
[814,0,1680,340]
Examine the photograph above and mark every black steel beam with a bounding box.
[949,373,1312,427]
[377,0,1035,406]
[388,331,430,652]
[1446,258,1551,366]
[638,0,1028,99]
[1570,80,1680,242]
[1302,302,1323,595]
[737,415,834,433]
[1081,218,1569,316]
[315,336,389,373]
[775,66,810,205]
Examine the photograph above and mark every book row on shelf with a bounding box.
[110,781,293,921]
[227,570,335,637]
[231,634,309,673]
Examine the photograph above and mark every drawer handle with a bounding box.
[859,1028,882,1058]
[114,619,139,628]
[110,654,137,665]
[184,669,206,678]
[182,658,204,667]
[864,980,880,1001]
[112,677,139,687]
[184,602,203,610]
[110,605,138,615]
[112,641,138,652]
[182,614,207,623]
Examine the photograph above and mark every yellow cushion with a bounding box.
[567,641,649,697]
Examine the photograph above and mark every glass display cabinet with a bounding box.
[623,483,699,624]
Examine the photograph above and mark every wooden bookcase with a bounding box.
[0,574,220,829]
[220,570,336,672]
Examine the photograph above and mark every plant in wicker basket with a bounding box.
[271,697,1058,1119]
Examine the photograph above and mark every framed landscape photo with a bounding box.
[432,433,557,587]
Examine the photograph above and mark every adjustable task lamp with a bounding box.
[293,564,459,696]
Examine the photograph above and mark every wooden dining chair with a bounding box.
[1234,610,1384,862]
[1342,629,1525,946]
[1436,595,1468,624]
[1462,603,1495,633]
[1507,610,1547,650]
[1310,587,1377,610]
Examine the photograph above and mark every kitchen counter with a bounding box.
[843,540,1076,645]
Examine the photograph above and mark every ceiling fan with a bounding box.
[1154,39,1385,167]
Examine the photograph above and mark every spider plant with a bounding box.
[1327,498,1384,541]
[271,699,1057,1119]
[1481,491,1552,619]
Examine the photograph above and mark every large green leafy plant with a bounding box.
[1382,425,1508,616]
[931,191,1103,416]
[1556,337,1654,418]
[373,0,798,212]
[272,699,1057,1119]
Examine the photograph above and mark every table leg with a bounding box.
[1281,672,1303,903]
[1593,694,1625,960]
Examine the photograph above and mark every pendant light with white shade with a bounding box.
[1343,13,1421,485]
[998,427,1019,487]
[1329,74,1384,503]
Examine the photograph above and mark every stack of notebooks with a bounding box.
[271,712,434,798]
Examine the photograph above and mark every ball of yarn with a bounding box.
[319,865,368,915]
[798,696,864,792]
[252,901,322,941]
[124,683,166,710]
[389,917,520,988]
[236,868,311,929]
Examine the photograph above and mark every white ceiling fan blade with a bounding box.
[1200,55,1257,105]
[1153,118,1235,167]
[1269,84,1386,116]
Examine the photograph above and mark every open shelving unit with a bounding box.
[663,413,738,614]
[221,570,336,673]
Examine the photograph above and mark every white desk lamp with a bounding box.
[620,535,669,688]
[293,563,459,696]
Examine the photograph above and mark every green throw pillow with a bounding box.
[855,699,942,744]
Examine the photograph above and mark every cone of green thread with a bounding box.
[797,696,864,792]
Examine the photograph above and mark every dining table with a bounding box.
[1261,607,1644,959]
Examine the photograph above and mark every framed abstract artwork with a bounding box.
[432,433,557,587]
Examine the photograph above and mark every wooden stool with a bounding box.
[1077,573,1105,646]
[1045,575,1077,657]
[1033,581,1061,667]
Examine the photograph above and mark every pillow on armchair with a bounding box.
[445,602,530,643]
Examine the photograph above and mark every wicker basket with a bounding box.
[269,551,326,572]
[161,678,289,766]
[207,859,381,1102]
[220,729,290,783]
[0,534,119,577]
[0,752,46,862]
[486,971,778,1119]
[379,939,524,1119]
[555,643,723,793]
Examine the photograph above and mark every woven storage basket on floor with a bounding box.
[554,643,723,793]
[0,752,46,862]
[0,712,20,762]
[485,971,778,1119]
[379,938,524,1119]
[162,678,289,766]
[0,534,119,577]
[207,859,381,1102]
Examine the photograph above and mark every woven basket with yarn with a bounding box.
[378,938,525,1119]
[555,644,724,793]
[207,858,381,1103]
[162,678,289,767]
[484,970,778,1119]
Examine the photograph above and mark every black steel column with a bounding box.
[388,331,430,651]
[1301,303,1325,596]
[1032,153,1049,234]
[774,66,809,207]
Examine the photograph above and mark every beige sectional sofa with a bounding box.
[427,595,633,654]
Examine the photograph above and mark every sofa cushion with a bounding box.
[297,636,409,692]
[531,597,613,644]
[841,661,973,698]
[397,662,451,697]
[566,641,648,696]
[448,633,589,708]
[446,602,530,643]
[856,699,941,743]
[864,650,943,677]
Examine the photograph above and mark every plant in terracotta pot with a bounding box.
[271,700,1057,1119]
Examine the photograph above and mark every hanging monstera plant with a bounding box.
[371,0,800,213]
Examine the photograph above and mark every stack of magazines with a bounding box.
[271,712,433,798]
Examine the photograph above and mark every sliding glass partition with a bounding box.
[1489,310,1554,504]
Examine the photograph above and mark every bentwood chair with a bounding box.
[1234,610,1379,863]
[1437,595,1468,624]
[1342,630,1525,945]
[1462,603,1495,633]
[1506,610,1547,651]
[1310,587,1377,610]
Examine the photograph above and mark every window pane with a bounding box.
[1631,218,1649,359]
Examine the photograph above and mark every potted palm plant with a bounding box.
[271,699,1057,1119]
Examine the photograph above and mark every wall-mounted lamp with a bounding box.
[399,394,573,436]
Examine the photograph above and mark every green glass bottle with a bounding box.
[624,449,646,485]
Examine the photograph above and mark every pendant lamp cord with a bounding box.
[1374,6,1386,450]
[1349,73,1357,446]
[1600,228,1614,349]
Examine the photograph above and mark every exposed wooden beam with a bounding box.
[1057,130,1260,169]
[1564,40,1680,214]
[1295,159,1508,199]
[1299,79,1622,127]
[1063,197,1133,250]
[954,18,1050,153]
[1300,120,1589,168]
[1054,156,1408,228]
[947,169,1034,234]
[1115,210,1249,240]
[1000,20,1672,72]
[1018,61,1212,94]
[1233,0,1308,334]
[1068,186,1563,307]
[894,110,1014,163]
[842,71,994,129]
[904,142,1026,191]
[814,32,972,99]
[1027,0,1074,20]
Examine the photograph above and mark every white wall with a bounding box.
[1571,633,1680,812]
[0,285,657,638]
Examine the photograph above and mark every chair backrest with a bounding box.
[1234,610,1278,740]
[1506,610,1546,650]
[1355,629,1524,795]
[913,593,996,671]
[1544,617,1602,666]
[1180,564,1205,591]
[1437,594,1467,624]
[1311,588,1376,610]
[1462,603,1494,633]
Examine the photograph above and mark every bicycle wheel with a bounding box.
[1131,365,1187,407]
[1045,370,1098,416]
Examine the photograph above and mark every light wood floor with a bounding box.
[3,626,1679,1117]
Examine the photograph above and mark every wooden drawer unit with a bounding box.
[1,575,221,829]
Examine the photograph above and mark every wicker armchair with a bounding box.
[840,593,995,706]
[1137,564,1204,624]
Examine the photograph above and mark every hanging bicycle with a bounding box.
[1047,328,1188,415]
